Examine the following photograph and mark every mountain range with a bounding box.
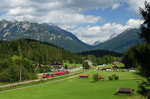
[94,28,144,53]
[0,19,90,52]
[0,20,144,53]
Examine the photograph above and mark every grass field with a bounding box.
[0,69,144,99]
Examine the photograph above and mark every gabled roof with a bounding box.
[79,74,89,77]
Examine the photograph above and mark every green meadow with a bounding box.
[0,68,144,99]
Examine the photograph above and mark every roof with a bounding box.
[118,88,134,93]
[79,74,89,77]
[103,67,111,70]
[98,75,104,79]
[113,66,119,68]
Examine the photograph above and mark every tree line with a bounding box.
[0,39,85,82]
[122,1,150,98]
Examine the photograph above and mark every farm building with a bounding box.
[128,68,136,72]
[117,88,134,94]
[79,74,89,78]
[112,66,119,71]
[122,69,128,72]
[102,68,112,71]
[98,75,104,79]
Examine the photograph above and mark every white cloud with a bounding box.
[0,0,120,30]
[112,3,120,10]
[72,19,143,45]
[126,19,143,28]
[125,0,150,14]
[0,0,145,45]
[8,7,35,15]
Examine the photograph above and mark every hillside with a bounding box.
[0,39,84,64]
[0,20,90,52]
[79,49,122,57]
[94,28,144,53]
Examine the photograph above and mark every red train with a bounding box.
[42,71,69,78]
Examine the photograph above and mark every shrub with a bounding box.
[108,76,113,80]
[108,74,119,80]
[83,62,90,69]
[93,73,99,82]
[114,75,119,80]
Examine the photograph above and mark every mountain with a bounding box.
[41,23,93,49]
[0,20,91,52]
[93,41,101,46]
[94,28,144,53]
[108,32,118,40]
[92,32,119,46]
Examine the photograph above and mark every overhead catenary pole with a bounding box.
[20,68,22,82]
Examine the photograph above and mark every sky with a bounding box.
[0,0,149,45]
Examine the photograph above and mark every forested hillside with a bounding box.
[0,39,85,82]
[79,49,122,57]
[0,39,84,64]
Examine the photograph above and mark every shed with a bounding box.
[98,75,104,79]
[113,66,119,69]
[117,88,134,94]
[79,74,89,78]
[102,68,112,71]
[112,66,119,71]
[128,68,136,72]
[122,69,128,72]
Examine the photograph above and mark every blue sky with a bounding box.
[0,0,148,45]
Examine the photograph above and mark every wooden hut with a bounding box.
[102,68,112,71]
[117,88,134,94]
[112,66,119,71]
[79,74,89,78]
[98,75,104,79]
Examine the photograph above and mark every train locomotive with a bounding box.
[42,71,69,78]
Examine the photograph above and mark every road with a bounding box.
[67,66,83,72]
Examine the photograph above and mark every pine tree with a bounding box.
[139,1,150,43]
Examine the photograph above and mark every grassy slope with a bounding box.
[0,69,144,99]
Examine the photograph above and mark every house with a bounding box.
[122,69,128,72]
[128,68,136,72]
[112,66,119,71]
[79,74,89,78]
[102,68,112,71]
[117,88,134,94]
[98,75,104,79]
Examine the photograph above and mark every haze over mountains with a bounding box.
[0,20,143,53]
[94,28,144,53]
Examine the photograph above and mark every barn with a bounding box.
[79,74,89,78]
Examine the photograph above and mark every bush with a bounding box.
[137,78,150,99]
[114,75,119,80]
[108,76,113,80]
[83,62,90,69]
[108,74,119,80]
[93,73,99,82]
[64,64,68,69]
